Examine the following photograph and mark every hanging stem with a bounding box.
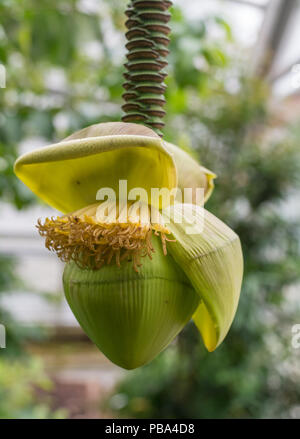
[122,0,172,137]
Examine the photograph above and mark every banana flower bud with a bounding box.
[14,122,243,369]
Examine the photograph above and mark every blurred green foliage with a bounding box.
[0,0,126,208]
[0,0,300,419]
[0,358,66,418]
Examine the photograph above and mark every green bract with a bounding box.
[63,236,200,369]
[14,122,243,369]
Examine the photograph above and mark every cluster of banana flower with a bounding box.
[14,122,243,369]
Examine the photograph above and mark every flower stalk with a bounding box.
[122,0,172,136]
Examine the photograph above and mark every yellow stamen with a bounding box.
[36,202,175,271]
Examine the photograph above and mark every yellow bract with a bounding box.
[14,123,177,213]
[14,122,216,213]
[164,141,216,204]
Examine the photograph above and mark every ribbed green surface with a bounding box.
[164,204,244,351]
[122,0,172,136]
[63,236,199,369]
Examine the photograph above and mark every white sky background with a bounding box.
[174,0,300,97]
[270,2,300,97]
[173,0,266,48]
